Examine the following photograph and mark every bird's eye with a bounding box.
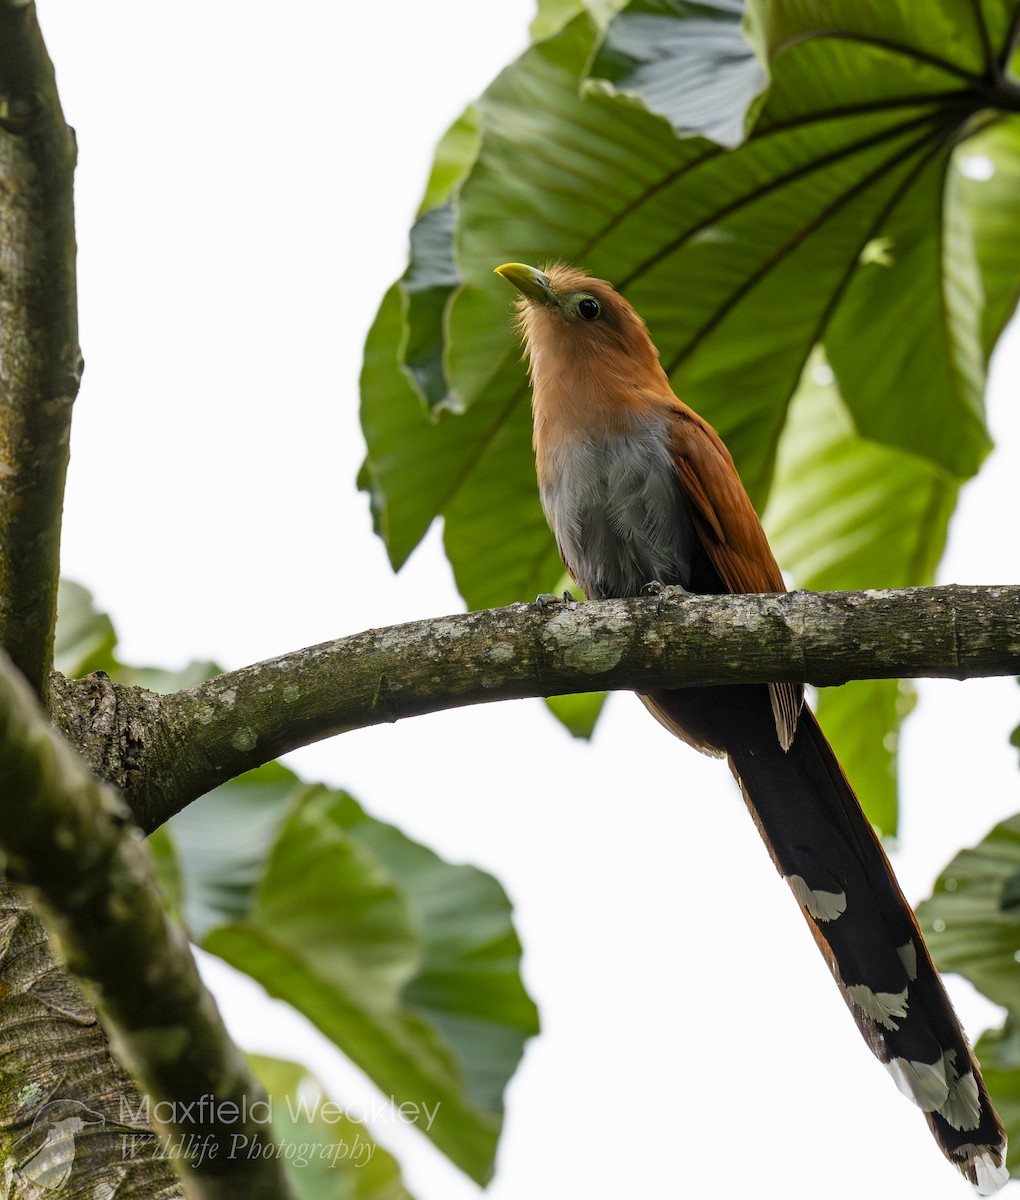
[577,296,601,321]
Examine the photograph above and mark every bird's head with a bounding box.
[494,262,665,401]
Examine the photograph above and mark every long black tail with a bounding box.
[644,684,1008,1193]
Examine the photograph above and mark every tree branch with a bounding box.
[0,882,185,1197]
[0,1,81,701]
[52,583,1020,833]
[0,649,295,1200]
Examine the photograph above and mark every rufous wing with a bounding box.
[668,404,802,749]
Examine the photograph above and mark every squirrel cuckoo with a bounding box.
[495,261,1007,1192]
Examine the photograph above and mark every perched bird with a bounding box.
[495,261,1008,1193]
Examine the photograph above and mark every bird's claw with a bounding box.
[535,591,573,612]
[642,580,688,616]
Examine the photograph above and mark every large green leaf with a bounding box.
[400,105,484,414]
[417,104,481,218]
[54,580,119,678]
[917,813,1020,1013]
[589,0,766,147]
[531,0,627,42]
[360,0,1020,799]
[918,814,1020,1166]
[545,690,608,739]
[54,578,218,692]
[957,116,1020,356]
[360,286,559,594]
[811,678,915,840]
[974,1020,1020,1176]
[823,149,987,472]
[248,1055,411,1200]
[401,201,460,412]
[764,361,957,592]
[360,285,511,571]
[361,0,1020,618]
[163,762,301,938]
[764,359,957,834]
[53,589,539,1185]
[168,766,538,1185]
[359,103,485,564]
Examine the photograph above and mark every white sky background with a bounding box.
[40,3,1020,1198]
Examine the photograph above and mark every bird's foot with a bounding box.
[535,591,574,613]
[642,580,688,616]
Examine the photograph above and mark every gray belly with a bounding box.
[540,428,697,600]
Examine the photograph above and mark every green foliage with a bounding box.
[248,1055,411,1200]
[198,774,537,1183]
[963,118,1020,354]
[54,584,538,1187]
[360,0,1020,810]
[975,1021,1020,1176]
[55,581,218,692]
[55,581,118,678]
[545,690,608,738]
[591,0,766,147]
[919,813,1020,1171]
[357,6,1020,1166]
[764,358,955,834]
[918,814,1020,1015]
[56,2,1020,1187]
[530,0,627,42]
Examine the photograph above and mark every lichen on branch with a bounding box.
[48,583,1020,833]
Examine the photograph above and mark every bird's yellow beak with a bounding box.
[494,262,554,303]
